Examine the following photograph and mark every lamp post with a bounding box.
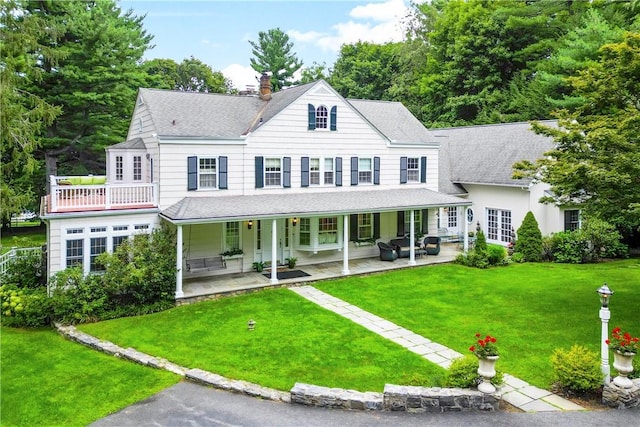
[597,283,614,384]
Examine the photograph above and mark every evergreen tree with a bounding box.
[249,28,302,91]
[515,212,543,262]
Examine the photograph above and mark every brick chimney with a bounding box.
[259,72,272,101]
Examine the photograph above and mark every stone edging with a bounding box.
[55,323,500,412]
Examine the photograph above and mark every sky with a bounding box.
[120,0,416,90]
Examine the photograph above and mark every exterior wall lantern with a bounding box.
[247,220,253,230]
[292,217,297,226]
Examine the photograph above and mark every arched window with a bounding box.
[316,105,328,129]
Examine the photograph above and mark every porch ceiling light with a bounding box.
[596,283,613,308]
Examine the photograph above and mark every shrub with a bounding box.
[510,252,525,263]
[0,285,52,327]
[455,251,489,269]
[446,355,503,388]
[581,217,628,261]
[475,230,487,253]
[0,250,46,290]
[515,212,543,262]
[550,231,589,263]
[551,345,602,394]
[486,245,507,266]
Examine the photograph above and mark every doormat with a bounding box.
[263,270,311,280]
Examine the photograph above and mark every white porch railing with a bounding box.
[49,175,158,213]
[0,247,42,275]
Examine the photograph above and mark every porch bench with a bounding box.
[186,256,226,273]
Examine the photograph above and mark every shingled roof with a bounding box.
[137,81,435,144]
[434,121,557,193]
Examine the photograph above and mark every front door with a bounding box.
[259,218,290,265]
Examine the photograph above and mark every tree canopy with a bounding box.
[514,33,640,231]
[249,27,302,91]
[142,57,233,93]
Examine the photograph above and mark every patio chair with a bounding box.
[377,242,398,261]
[422,236,441,255]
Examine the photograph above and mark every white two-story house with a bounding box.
[42,76,476,298]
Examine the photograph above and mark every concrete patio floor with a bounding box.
[178,243,460,303]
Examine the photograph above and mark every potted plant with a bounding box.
[607,327,639,388]
[252,261,265,273]
[469,333,499,393]
[285,257,297,269]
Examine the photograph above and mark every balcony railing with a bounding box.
[47,175,158,213]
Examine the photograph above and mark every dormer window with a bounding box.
[308,104,337,131]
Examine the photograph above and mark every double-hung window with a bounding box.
[66,239,84,268]
[225,222,240,251]
[407,157,420,182]
[324,158,334,185]
[264,158,282,186]
[199,157,217,188]
[318,217,338,245]
[358,158,372,184]
[316,106,328,129]
[299,218,311,246]
[90,237,107,271]
[309,158,321,185]
[564,210,580,231]
[358,214,373,240]
[404,210,422,236]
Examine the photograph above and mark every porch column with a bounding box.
[175,224,184,298]
[270,218,278,285]
[463,207,470,252]
[342,215,350,275]
[408,209,416,266]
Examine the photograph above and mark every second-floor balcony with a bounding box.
[44,175,159,214]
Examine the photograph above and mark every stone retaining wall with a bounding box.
[603,380,640,409]
[56,324,500,412]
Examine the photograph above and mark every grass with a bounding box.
[78,260,640,393]
[314,260,640,388]
[1,226,46,254]
[0,327,181,427]
[79,289,447,392]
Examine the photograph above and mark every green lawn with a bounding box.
[79,289,447,392]
[0,327,181,427]
[78,260,640,392]
[1,226,46,254]
[314,260,640,388]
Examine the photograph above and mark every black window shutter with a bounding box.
[219,156,228,189]
[350,214,358,241]
[255,156,264,188]
[301,157,309,187]
[308,104,316,130]
[420,156,427,183]
[350,157,358,186]
[421,209,429,234]
[374,156,380,185]
[396,211,405,236]
[400,156,408,184]
[283,157,291,188]
[330,106,337,131]
[373,213,380,239]
[187,156,198,191]
[335,157,342,186]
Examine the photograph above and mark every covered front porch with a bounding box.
[162,187,473,299]
[178,243,460,303]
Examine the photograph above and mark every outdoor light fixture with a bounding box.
[292,217,297,226]
[476,221,481,233]
[247,220,253,230]
[597,283,614,308]
[247,319,256,331]
[597,282,614,384]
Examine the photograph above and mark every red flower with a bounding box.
[612,327,621,334]
[475,333,481,338]
[605,339,610,345]
[469,346,475,352]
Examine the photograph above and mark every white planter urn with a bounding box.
[477,355,499,393]
[612,351,636,389]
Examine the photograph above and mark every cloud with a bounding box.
[350,0,407,22]
[222,64,260,90]
[289,0,409,54]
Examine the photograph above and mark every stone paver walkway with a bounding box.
[290,285,585,413]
